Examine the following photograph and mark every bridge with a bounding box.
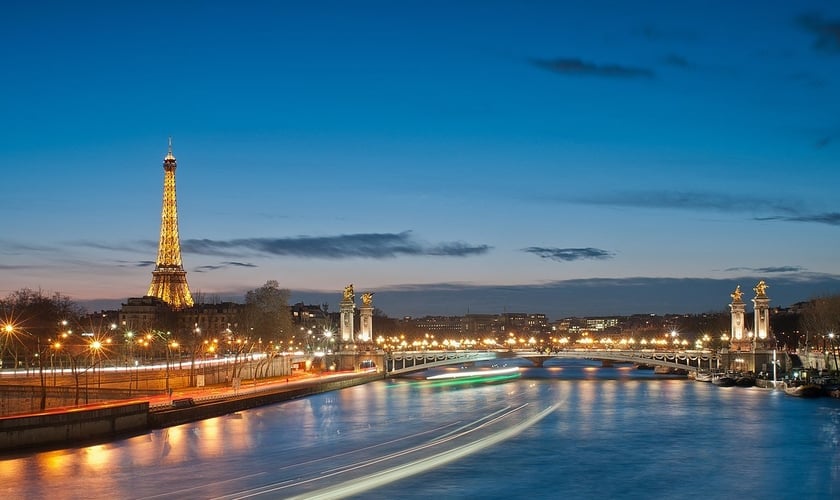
[385,349,718,376]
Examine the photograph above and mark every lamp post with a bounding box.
[829,332,838,373]
[324,329,334,371]
[90,340,103,388]
[51,341,61,386]
[1,323,14,370]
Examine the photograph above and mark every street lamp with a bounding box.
[1,323,14,369]
[90,340,103,388]
[51,341,61,385]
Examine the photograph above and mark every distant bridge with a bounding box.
[385,349,717,376]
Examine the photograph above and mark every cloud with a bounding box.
[798,14,840,53]
[561,190,840,229]
[108,260,155,269]
[70,240,155,252]
[523,247,614,262]
[194,261,258,273]
[723,266,804,273]
[638,26,696,42]
[758,212,840,226]
[182,231,491,259]
[663,53,691,68]
[815,136,832,149]
[0,240,62,254]
[568,190,800,215]
[530,58,655,79]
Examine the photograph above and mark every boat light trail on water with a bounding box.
[222,405,533,499]
[425,366,520,380]
[284,403,558,500]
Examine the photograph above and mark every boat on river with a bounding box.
[654,366,688,375]
[783,368,822,398]
[712,373,736,387]
[783,381,822,398]
[735,373,756,387]
[694,370,713,382]
[816,376,840,398]
[425,365,521,384]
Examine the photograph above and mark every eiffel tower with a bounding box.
[146,138,194,309]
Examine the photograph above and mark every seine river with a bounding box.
[2,360,839,499]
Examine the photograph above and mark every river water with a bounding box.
[2,360,839,499]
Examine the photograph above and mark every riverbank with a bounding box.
[0,371,383,455]
[148,371,383,428]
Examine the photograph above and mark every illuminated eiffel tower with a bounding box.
[146,139,194,309]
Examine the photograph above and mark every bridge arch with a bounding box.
[385,349,717,376]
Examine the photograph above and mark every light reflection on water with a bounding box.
[2,360,839,499]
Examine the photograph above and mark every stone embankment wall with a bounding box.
[0,372,381,454]
[0,402,149,453]
[148,372,383,428]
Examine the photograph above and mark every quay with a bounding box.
[0,370,382,455]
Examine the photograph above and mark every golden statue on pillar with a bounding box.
[343,284,355,302]
[361,292,374,306]
[753,280,768,298]
[730,285,743,303]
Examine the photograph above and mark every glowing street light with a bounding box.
[90,339,104,388]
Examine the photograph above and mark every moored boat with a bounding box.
[783,368,823,398]
[735,373,756,387]
[654,366,688,375]
[712,373,736,387]
[815,376,840,398]
[783,382,822,398]
[694,370,713,382]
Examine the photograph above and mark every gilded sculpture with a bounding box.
[343,284,355,302]
[754,280,768,297]
[730,285,743,303]
[361,292,374,306]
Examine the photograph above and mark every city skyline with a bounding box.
[3,2,840,319]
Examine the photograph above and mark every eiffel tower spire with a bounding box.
[147,138,194,309]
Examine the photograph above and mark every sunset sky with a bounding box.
[2,1,840,319]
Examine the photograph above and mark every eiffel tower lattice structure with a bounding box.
[146,139,194,309]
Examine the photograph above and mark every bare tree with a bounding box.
[239,280,294,348]
[1,288,85,410]
[800,294,840,355]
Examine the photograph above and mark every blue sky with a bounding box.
[2,1,840,319]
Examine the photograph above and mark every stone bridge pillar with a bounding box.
[340,284,355,343]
